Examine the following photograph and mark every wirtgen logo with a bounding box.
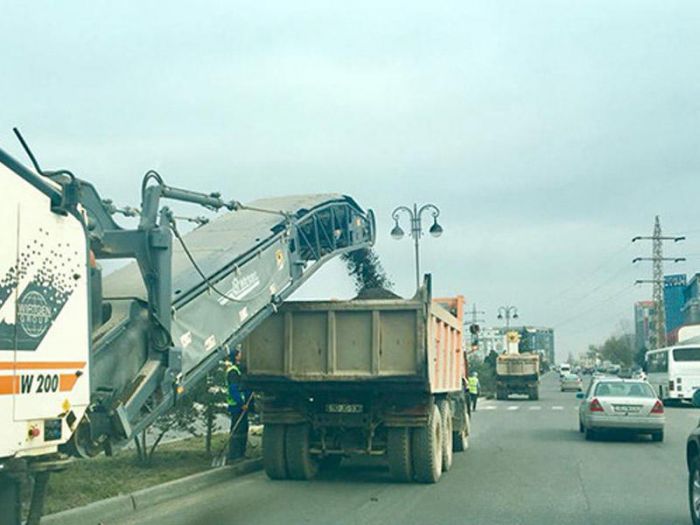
[18,291,52,338]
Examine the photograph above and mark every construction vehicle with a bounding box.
[242,283,470,483]
[0,132,375,525]
[496,353,541,400]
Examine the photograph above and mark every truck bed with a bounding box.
[244,286,464,394]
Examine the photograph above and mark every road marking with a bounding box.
[507,406,519,411]
[482,406,497,410]
[552,406,564,410]
[529,406,542,410]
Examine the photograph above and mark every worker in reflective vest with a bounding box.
[227,348,249,461]
[468,372,480,412]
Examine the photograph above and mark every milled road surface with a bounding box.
[115,373,697,525]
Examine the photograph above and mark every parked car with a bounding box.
[560,373,583,392]
[577,378,665,441]
[618,368,633,379]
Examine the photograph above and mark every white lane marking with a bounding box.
[552,406,564,410]
[507,406,520,411]
[529,406,542,410]
[482,406,497,410]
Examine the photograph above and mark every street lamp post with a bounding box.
[390,203,443,289]
[497,305,519,329]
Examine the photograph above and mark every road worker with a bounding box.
[226,348,249,461]
[468,372,480,412]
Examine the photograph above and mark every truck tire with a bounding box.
[387,427,413,482]
[0,475,21,525]
[262,424,288,480]
[529,388,539,401]
[496,389,506,401]
[438,400,453,472]
[412,404,443,483]
[453,403,470,453]
[285,423,318,480]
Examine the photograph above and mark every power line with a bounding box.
[552,282,636,329]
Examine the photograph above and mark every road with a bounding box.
[115,373,698,525]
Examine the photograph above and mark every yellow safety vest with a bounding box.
[468,377,479,394]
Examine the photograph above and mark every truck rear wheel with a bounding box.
[453,401,469,453]
[387,427,413,482]
[412,405,443,483]
[285,423,318,480]
[438,400,453,472]
[529,388,539,401]
[263,424,288,480]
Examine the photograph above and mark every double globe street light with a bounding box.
[497,305,519,329]
[390,203,443,290]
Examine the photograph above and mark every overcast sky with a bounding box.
[2,1,699,359]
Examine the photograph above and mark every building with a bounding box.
[634,300,656,354]
[482,326,555,363]
[468,327,505,359]
[664,274,687,334]
[517,327,555,365]
[683,273,700,326]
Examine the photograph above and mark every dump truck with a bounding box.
[0,133,375,525]
[495,353,541,400]
[242,281,470,484]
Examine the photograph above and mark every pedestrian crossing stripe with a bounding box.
[507,406,519,411]
[529,406,542,410]
[552,406,564,410]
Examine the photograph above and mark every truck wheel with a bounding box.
[0,475,21,525]
[412,404,443,483]
[453,404,470,453]
[262,424,288,480]
[652,431,664,443]
[387,427,413,482]
[529,388,539,401]
[285,423,318,480]
[438,400,453,472]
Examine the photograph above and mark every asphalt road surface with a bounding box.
[115,373,698,525]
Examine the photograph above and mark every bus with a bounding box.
[645,344,700,402]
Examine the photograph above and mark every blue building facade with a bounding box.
[664,274,687,333]
[683,273,700,326]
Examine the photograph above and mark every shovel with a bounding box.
[211,394,252,468]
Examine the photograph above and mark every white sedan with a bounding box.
[578,378,665,441]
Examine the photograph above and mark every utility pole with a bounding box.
[464,304,486,354]
[632,215,685,349]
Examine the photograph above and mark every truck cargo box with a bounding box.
[496,353,540,377]
[244,285,464,394]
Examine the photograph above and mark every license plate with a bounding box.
[613,405,641,413]
[325,403,363,414]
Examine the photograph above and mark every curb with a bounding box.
[42,457,263,525]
